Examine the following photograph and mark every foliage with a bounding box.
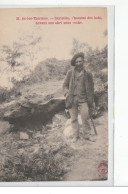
[0,149,65,181]
[0,35,43,89]
[0,43,23,68]
[0,86,21,103]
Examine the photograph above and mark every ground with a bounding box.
[0,80,108,181]
[63,111,108,181]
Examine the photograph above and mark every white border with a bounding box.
[0,5,114,187]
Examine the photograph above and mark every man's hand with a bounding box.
[64,90,69,98]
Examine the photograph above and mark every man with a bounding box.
[63,52,95,142]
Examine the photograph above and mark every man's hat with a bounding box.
[71,52,85,66]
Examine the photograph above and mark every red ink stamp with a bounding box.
[98,162,108,175]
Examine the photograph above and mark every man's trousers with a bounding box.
[69,98,91,139]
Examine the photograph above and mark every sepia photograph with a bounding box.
[0,7,109,183]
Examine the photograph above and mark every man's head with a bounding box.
[71,52,85,70]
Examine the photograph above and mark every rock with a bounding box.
[18,148,25,155]
[46,124,52,130]
[0,121,10,135]
[34,132,44,139]
[65,115,82,128]
[64,115,82,138]
[20,132,29,140]
[31,145,41,154]
[0,96,65,131]
[65,119,71,128]
[52,114,63,123]
[27,130,33,138]
[52,121,57,128]
[63,125,74,138]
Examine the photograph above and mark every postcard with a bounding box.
[0,7,114,186]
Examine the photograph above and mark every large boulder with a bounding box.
[0,95,65,130]
[63,115,82,138]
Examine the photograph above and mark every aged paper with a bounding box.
[0,7,113,186]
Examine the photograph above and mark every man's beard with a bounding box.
[75,64,84,72]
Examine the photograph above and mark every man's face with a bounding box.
[75,57,84,70]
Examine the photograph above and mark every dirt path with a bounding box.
[63,112,108,181]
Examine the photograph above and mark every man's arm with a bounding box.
[89,72,94,96]
[86,72,94,108]
[63,71,70,97]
